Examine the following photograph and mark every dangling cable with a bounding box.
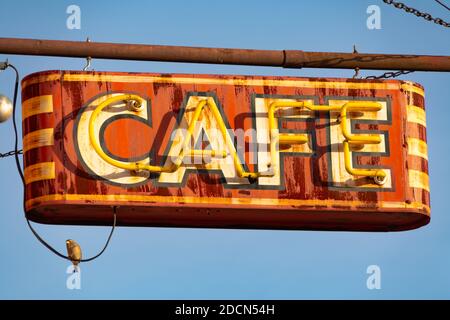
[5,61,116,263]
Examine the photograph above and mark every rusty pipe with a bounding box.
[0,37,449,71]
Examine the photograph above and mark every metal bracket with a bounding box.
[82,37,92,71]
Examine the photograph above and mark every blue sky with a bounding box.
[0,0,449,299]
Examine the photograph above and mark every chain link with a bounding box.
[365,70,414,80]
[383,0,450,28]
[0,149,22,158]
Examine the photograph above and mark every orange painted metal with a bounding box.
[21,70,430,231]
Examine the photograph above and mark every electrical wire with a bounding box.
[435,0,450,12]
[6,62,116,263]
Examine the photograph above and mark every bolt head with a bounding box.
[373,174,387,186]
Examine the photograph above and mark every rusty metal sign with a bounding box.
[21,71,430,231]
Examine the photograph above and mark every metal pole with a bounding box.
[0,37,449,71]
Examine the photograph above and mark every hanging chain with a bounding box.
[382,0,450,28]
[366,0,449,79]
[365,70,414,80]
[0,149,22,158]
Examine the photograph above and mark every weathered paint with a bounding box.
[21,70,430,231]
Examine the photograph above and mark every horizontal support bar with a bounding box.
[0,37,449,71]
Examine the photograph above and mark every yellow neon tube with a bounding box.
[89,95,265,178]
[268,100,385,181]
[340,102,383,144]
[343,141,386,178]
[90,95,386,182]
[339,102,386,180]
[267,101,341,174]
[278,134,308,144]
[88,94,169,172]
